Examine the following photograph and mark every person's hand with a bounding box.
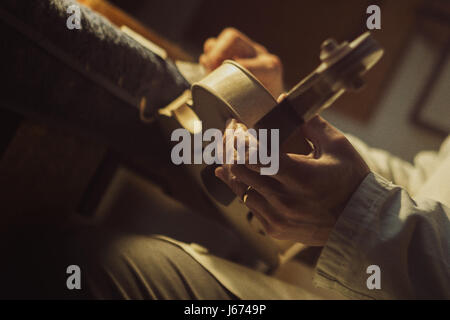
[215,116,370,246]
[200,28,284,98]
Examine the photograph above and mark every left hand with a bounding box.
[215,116,370,246]
[199,28,284,98]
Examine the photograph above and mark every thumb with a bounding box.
[300,116,342,153]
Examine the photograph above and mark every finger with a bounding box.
[215,165,248,199]
[222,120,312,186]
[277,93,287,103]
[235,122,258,163]
[241,183,329,242]
[203,28,257,71]
[229,164,283,201]
[203,37,217,54]
[244,150,303,178]
[231,163,326,223]
[243,188,316,240]
[235,54,283,97]
[199,54,208,67]
[223,118,238,131]
[217,29,267,55]
[247,199,325,241]
[216,28,258,55]
[222,119,238,164]
[235,54,282,76]
[222,120,257,164]
[251,41,268,55]
[245,152,318,192]
[242,187,287,232]
[300,116,344,155]
[223,119,256,164]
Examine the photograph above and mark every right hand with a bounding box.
[199,28,284,98]
[215,116,370,246]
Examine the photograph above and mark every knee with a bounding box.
[69,231,193,299]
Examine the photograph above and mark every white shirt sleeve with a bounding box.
[313,172,450,299]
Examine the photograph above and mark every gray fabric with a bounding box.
[0,225,237,299]
[68,229,237,300]
[0,0,189,156]
[0,0,188,114]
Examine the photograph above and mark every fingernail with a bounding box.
[225,118,236,129]
[277,93,287,103]
[215,166,224,179]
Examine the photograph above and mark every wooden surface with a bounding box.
[0,120,106,228]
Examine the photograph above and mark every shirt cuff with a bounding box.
[313,172,397,299]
